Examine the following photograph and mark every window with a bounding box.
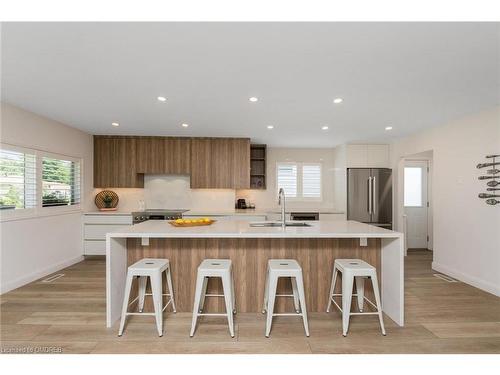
[1,143,82,219]
[302,164,321,198]
[404,167,422,207]
[277,162,322,200]
[42,157,81,207]
[277,163,297,197]
[0,148,36,210]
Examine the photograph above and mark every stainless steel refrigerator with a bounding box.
[347,168,392,229]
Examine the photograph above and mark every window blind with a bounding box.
[0,149,37,209]
[42,157,81,207]
[277,164,297,197]
[302,164,321,198]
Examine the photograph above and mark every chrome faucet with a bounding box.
[278,188,286,227]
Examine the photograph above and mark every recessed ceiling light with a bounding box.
[385,126,393,131]
[333,98,343,104]
[157,96,167,102]
[267,125,274,129]
[249,97,259,102]
[181,123,189,128]
[321,126,329,130]
[111,122,119,127]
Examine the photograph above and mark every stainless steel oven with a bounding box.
[132,209,188,224]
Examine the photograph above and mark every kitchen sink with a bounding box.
[249,221,312,227]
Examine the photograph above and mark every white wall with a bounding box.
[392,106,500,296]
[237,147,342,211]
[0,102,93,293]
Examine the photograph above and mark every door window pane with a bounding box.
[404,167,422,207]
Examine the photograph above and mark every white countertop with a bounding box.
[107,220,402,239]
[84,211,133,216]
[86,208,345,216]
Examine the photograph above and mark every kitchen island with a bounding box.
[106,220,404,328]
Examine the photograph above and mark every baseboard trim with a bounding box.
[0,255,84,294]
[432,261,500,297]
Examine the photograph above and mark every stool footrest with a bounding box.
[275,294,295,298]
[126,312,155,316]
[329,294,380,313]
[272,313,303,317]
[197,313,230,317]
[204,294,225,297]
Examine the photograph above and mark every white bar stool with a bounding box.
[262,259,309,337]
[326,258,386,336]
[190,259,236,338]
[118,258,176,337]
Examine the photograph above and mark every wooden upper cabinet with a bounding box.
[135,137,191,174]
[94,136,249,189]
[231,138,251,189]
[189,138,213,188]
[190,137,250,189]
[94,136,144,188]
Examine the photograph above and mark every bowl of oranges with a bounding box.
[169,217,215,227]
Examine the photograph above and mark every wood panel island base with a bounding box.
[106,220,404,329]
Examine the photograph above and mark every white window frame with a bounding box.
[0,143,83,222]
[0,143,37,220]
[276,161,323,202]
[39,150,82,215]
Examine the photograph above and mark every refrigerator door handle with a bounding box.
[372,176,377,215]
[367,177,372,214]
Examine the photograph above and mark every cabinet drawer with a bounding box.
[84,224,130,240]
[83,214,132,225]
[84,240,106,255]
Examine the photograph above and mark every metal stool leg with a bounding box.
[341,273,354,337]
[118,272,134,336]
[355,276,365,312]
[190,273,205,337]
[137,276,147,313]
[326,266,338,313]
[295,273,310,337]
[165,266,177,313]
[265,275,278,337]
[291,277,300,313]
[151,273,163,337]
[371,272,386,336]
[222,273,235,338]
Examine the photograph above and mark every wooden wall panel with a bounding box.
[126,238,381,313]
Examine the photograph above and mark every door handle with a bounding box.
[367,177,372,214]
[372,176,377,215]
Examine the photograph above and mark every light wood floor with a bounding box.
[1,249,500,354]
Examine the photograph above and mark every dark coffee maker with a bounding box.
[236,199,247,209]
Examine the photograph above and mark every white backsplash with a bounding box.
[144,175,236,210]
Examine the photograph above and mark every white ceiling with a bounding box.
[1,22,499,147]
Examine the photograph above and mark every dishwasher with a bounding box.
[290,212,319,221]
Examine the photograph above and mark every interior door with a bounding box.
[404,161,428,249]
[371,168,392,226]
[347,169,371,223]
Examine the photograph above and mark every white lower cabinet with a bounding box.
[83,214,132,255]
